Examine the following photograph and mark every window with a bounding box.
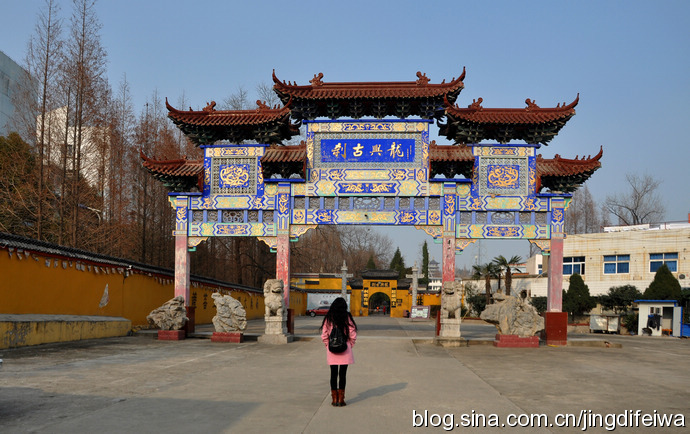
[603,255,630,274]
[650,253,678,273]
[563,256,585,275]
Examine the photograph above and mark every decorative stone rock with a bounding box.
[480,292,544,337]
[441,281,463,319]
[212,293,247,332]
[147,296,188,331]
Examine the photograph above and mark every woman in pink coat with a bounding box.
[320,297,357,407]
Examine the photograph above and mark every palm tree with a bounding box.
[492,255,523,296]
[472,262,500,306]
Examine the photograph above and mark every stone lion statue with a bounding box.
[263,279,285,317]
[212,293,247,332]
[441,281,463,319]
[480,292,544,337]
[147,296,188,330]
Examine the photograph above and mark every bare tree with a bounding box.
[10,0,64,241]
[339,227,393,276]
[222,86,250,110]
[256,82,281,107]
[604,173,665,226]
[565,185,601,234]
[62,0,108,246]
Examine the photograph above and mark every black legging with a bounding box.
[330,365,348,390]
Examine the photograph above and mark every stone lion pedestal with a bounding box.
[258,316,293,344]
[434,282,467,347]
[435,318,466,347]
[257,279,293,344]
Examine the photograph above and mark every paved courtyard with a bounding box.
[1,316,688,433]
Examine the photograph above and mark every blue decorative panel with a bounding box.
[218,164,251,189]
[486,165,520,189]
[337,182,398,194]
[320,139,415,163]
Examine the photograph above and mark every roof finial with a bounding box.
[416,71,430,86]
[256,100,270,111]
[468,97,483,109]
[525,98,540,110]
[202,101,216,112]
[310,72,324,86]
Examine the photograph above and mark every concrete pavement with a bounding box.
[1,316,688,433]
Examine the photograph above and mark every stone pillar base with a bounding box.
[158,330,185,340]
[438,318,462,338]
[260,315,291,344]
[264,315,288,335]
[543,312,568,346]
[211,332,244,343]
[494,334,539,348]
[434,336,467,347]
[258,334,294,344]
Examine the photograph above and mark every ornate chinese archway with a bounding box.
[143,68,602,344]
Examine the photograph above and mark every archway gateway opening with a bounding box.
[368,292,391,316]
[143,69,602,345]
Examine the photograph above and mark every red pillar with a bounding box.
[547,237,563,312]
[545,234,567,345]
[442,236,456,283]
[174,234,190,300]
[276,233,290,308]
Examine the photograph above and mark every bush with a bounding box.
[467,294,486,316]
[622,312,639,334]
[530,296,547,314]
[600,285,641,313]
[563,274,597,319]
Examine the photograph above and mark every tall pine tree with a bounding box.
[420,241,429,285]
[563,274,597,320]
[389,247,406,278]
[643,264,682,302]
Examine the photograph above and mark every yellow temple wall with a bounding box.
[0,246,306,329]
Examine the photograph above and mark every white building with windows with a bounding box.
[515,220,690,297]
[426,259,442,292]
[37,105,110,191]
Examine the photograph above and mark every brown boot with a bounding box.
[338,389,346,406]
[331,390,338,406]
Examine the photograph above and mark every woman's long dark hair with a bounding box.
[319,297,357,340]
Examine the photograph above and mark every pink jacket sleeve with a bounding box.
[321,322,331,347]
[348,322,357,347]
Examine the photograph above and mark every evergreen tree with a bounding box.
[492,255,522,296]
[563,274,597,319]
[389,247,406,278]
[600,285,642,313]
[643,264,682,302]
[472,262,500,306]
[366,254,377,270]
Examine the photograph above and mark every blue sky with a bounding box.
[2,0,689,270]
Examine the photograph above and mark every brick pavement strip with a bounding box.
[0,317,688,433]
